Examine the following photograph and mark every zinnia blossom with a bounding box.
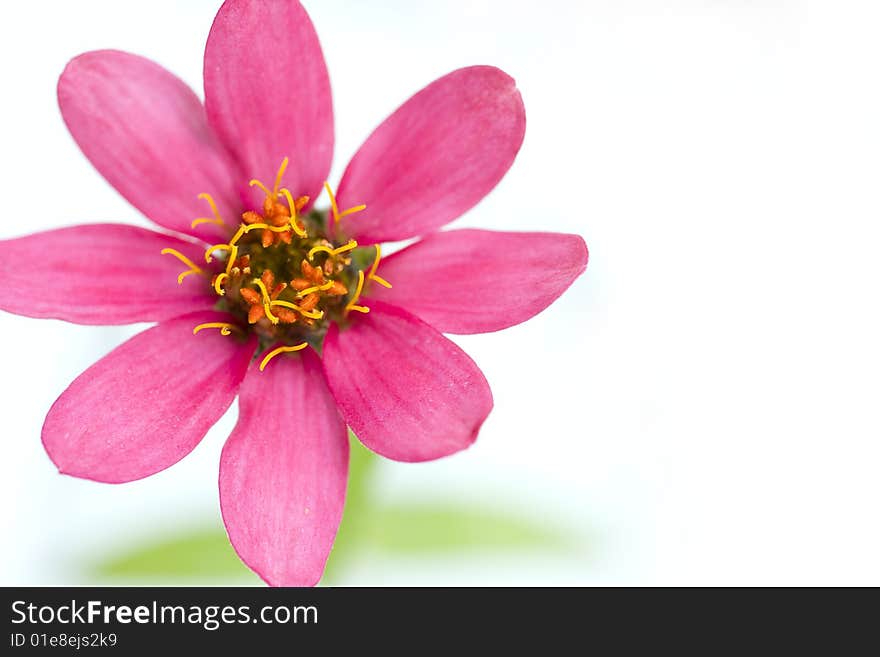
[0,0,588,585]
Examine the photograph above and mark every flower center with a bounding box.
[161,157,391,371]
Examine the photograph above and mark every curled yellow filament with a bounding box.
[367,244,392,289]
[259,341,308,372]
[191,193,226,229]
[193,322,240,336]
[249,178,272,198]
[273,157,289,196]
[279,188,308,237]
[252,279,280,324]
[270,300,324,320]
[204,243,234,263]
[243,222,297,235]
[160,248,204,284]
[213,273,229,295]
[323,181,366,224]
[345,270,370,314]
[308,240,358,261]
[296,281,335,297]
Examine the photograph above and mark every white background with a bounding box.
[1,0,879,585]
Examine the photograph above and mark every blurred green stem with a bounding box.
[320,432,379,583]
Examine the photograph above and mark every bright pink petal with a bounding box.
[204,0,333,205]
[58,50,243,243]
[42,312,256,483]
[369,229,588,334]
[220,348,348,587]
[0,224,216,325]
[335,66,525,244]
[323,300,493,462]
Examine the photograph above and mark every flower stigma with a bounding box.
[161,158,393,371]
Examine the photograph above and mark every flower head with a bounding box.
[0,0,588,586]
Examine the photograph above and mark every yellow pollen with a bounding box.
[160,248,205,284]
[273,157,289,196]
[296,281,335,297]
[367,244,393,289]
[259,342,308,372]
[280,188,308,237]
[213,272,229,295]
[193,322,240,336]
[252,278,280,324]
[308,239,358,261]
[345,270,370,314]
[270,299,325,320]
[323,181,366,224]
[191,193,226,229]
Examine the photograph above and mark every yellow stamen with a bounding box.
[323,181,340,223]
[296,281,335,297]
[338,204,367,220]
[367,244,393,289]
[203,242,240,276]
[323,181,367,224]
[161,248,204,284]
[249,178,273,198]
[280,188,308,237]
[259,342,308,372]
[213,273,228,295]
[191,193,226,229]
[345,270,370,314]
[243,222,297,235]
[252,279,280,324]
[204,243,234,263]
[308,239,358,261]
[225,245,239,275]
[307,245,334,259]
[228,224,248,247]
[270,300,325,320]
[332,240,358,255]
[193,322,240,336]
[191,217,223,228]
[370,274,392,288]
[273,157,289,196]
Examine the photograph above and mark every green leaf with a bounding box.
[89,526,258,583]
[364,503,577,555]
[86,434,581,583]
[320,433,380,582]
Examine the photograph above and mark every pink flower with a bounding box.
[1,0,588,585]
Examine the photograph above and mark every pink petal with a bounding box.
[335,66,526,244]
[58,50,242,243]
[220,348,348,587]
[322,300,493,462]
[204,0,333,205]
[369,229,588,334]
[0,224,216,325]
[42,312,256,483]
